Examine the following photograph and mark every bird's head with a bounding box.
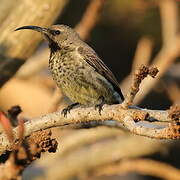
[15,24,80,53]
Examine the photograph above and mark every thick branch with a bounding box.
[0,104,178,155]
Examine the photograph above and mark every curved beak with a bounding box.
[15,25,49,34]
[15,25,59,50]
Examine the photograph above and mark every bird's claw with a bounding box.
[61,103,79,117]
[61,107,71,117]
[95,96,105,115]
[95,104,103,115]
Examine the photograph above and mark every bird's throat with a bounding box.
[43,34,61,53]
[49,40,61,53]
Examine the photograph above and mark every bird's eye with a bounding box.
[54,30,60,35]
[50,30,61,36]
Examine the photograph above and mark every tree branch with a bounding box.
[0,103,179,155]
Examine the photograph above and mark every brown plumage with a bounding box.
[15,24,124,116]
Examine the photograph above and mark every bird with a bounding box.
[15,24,124,116]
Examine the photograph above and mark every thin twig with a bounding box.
[122,65,159,108]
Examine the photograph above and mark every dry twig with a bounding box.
[0,112,57,180]
[168,105,180,122]
[0,130,57,180]
[122,65,159,108]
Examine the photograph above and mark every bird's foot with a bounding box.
[95,96,105,115]
[61,103,79,117]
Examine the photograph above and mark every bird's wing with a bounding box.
[78,46,124,101]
